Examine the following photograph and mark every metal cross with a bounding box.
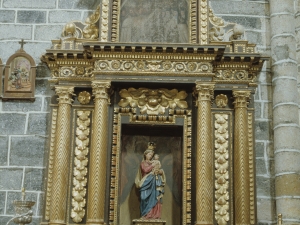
[19,39,27,50]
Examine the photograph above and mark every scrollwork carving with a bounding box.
[71,111,91,223]
[215,70,254,82]
[61,5,100,40]
[83,5,100,39]
[60,66,94,78]
[118,88,188,115]
[94,60,213,73]
[215,114,229,225]
[208,7,246,42]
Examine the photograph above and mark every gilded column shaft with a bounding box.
[49,86,74,225]
[195,82,214,225]
[233,90,251,225]
[86,81,111,225]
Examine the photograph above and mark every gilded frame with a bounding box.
[109,108,192,225]
[111,0,197,43]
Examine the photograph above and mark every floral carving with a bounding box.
[118,88,188,115]
[215,94,228,108]
[215,114,229,225]
[78,91,91,105]
[71,111,90,223]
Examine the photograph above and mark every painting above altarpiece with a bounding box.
[119,0,189,43]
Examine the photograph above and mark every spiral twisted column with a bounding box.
[194,82,215,225]
[232,90,251,225]
[86,80,111,225]
[49,86,74,225]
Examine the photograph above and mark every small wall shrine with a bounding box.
[3,39,36,101]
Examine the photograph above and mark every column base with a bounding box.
[194,222,213,225]
[132,219,166,225]
[48,220,66,225]
[86,219,106,225]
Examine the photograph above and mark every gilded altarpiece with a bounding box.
[41,1,264,225]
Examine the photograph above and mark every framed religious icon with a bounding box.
[112,0,194,43]
[0,58,3,98]
[3,45,36,101]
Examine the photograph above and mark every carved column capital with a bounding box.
[55,86,75,105]
[92,80,111,100]
[194,82,215,101]
[232,90,251,108]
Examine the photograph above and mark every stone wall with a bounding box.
[210,1,275,224]
[0,0,97,224]
[0,0,281,224]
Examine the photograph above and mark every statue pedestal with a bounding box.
[132,219,166,225]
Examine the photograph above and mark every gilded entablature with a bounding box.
[42,42,265,88]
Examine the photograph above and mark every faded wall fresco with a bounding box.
[119,0,189,43]
[119,135,182,225]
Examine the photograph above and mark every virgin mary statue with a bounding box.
[135,142,166,219]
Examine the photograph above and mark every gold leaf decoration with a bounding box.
[118,88,188,115]
[78,91,91,105]
[71,110,90,223]
[215,114,230,225]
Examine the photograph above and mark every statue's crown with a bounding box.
[148,142,156,150]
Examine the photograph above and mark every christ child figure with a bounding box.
[151,154,161,178]
[151,154,165,201]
